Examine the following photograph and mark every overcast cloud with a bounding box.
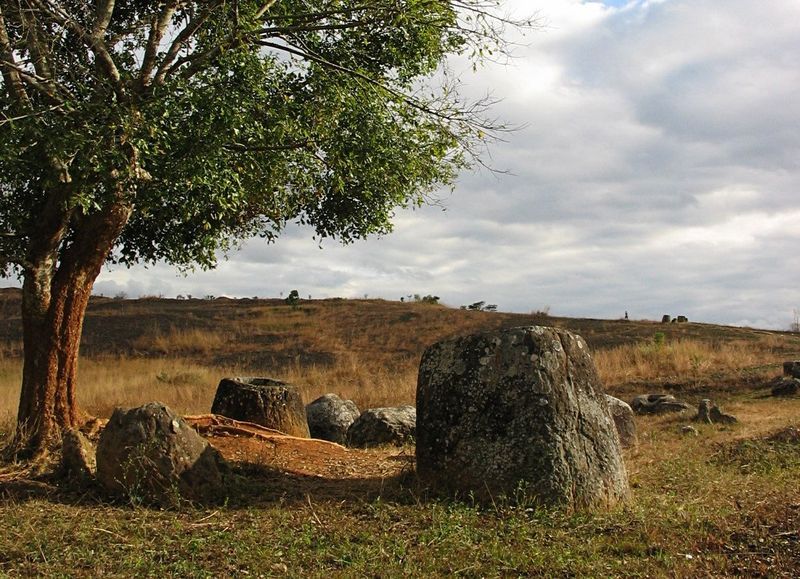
[89,0,800,330]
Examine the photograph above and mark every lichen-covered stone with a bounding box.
[605,395,638,448]
[346,406,416,448]
[770,377,800,397]
[630,394,692,415]
[697,399,737,424]
[784,361,800,379]
[211,377,310,437]
[60,429,96,481]
[698,399,713,423]
[96,402,227,506]
[416,326,629,510]
[306,394,360,444]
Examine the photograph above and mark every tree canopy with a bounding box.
[1,0,526,273]
[0,0,531,455]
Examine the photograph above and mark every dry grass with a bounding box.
[593,336,783,386]
[131,326,232,355]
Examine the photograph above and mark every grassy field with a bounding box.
[2,291,800,576]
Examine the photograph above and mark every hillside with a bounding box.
[3,290,800,576]
[2,287,798,423]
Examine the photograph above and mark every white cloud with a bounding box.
[96,0,800,330]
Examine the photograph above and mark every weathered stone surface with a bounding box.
[770,377,800,397]
[697,399,713,424]
[710,405,737,424]
[211,377,310,437]
[416,326,629,510]
[681,425,699,436]
[605,395,638,448]
[630,394,692,415]
[346,406,416,448]
[784,361,800,379]
[96,402,227,505]
[60,429,96,481]
[306,394,360,444]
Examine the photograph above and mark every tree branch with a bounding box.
[138,0,180,90]
[153,2,223,85]
[28,0,125,97]
[0,6,32,109]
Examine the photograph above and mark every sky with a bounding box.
[86,0,799,329]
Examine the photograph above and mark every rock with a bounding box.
[416,326,629,510]
[697,399,713,424]
[770,377,800,397]
[60,429,96,481]
[681,425,699,436]
[784,361,800,379]
[661,315,672,324]
[346,406,416,448]
[676,315,688,323]
[630,394,692,415]
[211,377,310,437]
[710,405,737,424]
[96,402,227,506]
[696,398,737,424]
[306,394,360,444]
[605,395,638,448]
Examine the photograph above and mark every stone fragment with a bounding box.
[709,405,738,424]
[681,425,699,436]
[346,406,416,448]
[770,377,800,397]
[211,377,310,437]
[697,399,713,424]
[96,402,227,506]
[630,394,692,415]
[416,326,629,509]
[60,429,96,481]
[605,395,638,448]
[784,361,800,379]
[306,394,360,444]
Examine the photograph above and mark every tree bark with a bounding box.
[12,201,133,458]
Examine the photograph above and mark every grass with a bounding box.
[2,294,800,575]
[2,400,800,576]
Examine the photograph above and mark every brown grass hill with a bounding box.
[1,288,798,422]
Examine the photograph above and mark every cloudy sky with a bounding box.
[90,0,799,330]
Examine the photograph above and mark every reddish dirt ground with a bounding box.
[184,415,415,502]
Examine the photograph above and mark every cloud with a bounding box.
[96,0,800,330]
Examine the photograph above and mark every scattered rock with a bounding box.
[681,425,699,436]
[96,402,227,506]
[767,426,800,444]
[676,315,689,323]
[697,399,713,424]
[605,395,638,448]
[710,405,738,424]
[306,394,360,444]
[770,377,800,397]
[784,361,800,379]
[630,394,692,415]
[346,406,416,448]
[211,377,310,438]
[661,315,671,324]
[60,429,96,481]
[416,326,629,509]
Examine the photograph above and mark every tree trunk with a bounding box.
[12,201,133,459]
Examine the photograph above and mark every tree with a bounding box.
[0,1,532,457]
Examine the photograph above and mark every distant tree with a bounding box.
[285,289,300,307]
[467,301,486,311]
[0,1,533,457]
[484,304,497,312]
